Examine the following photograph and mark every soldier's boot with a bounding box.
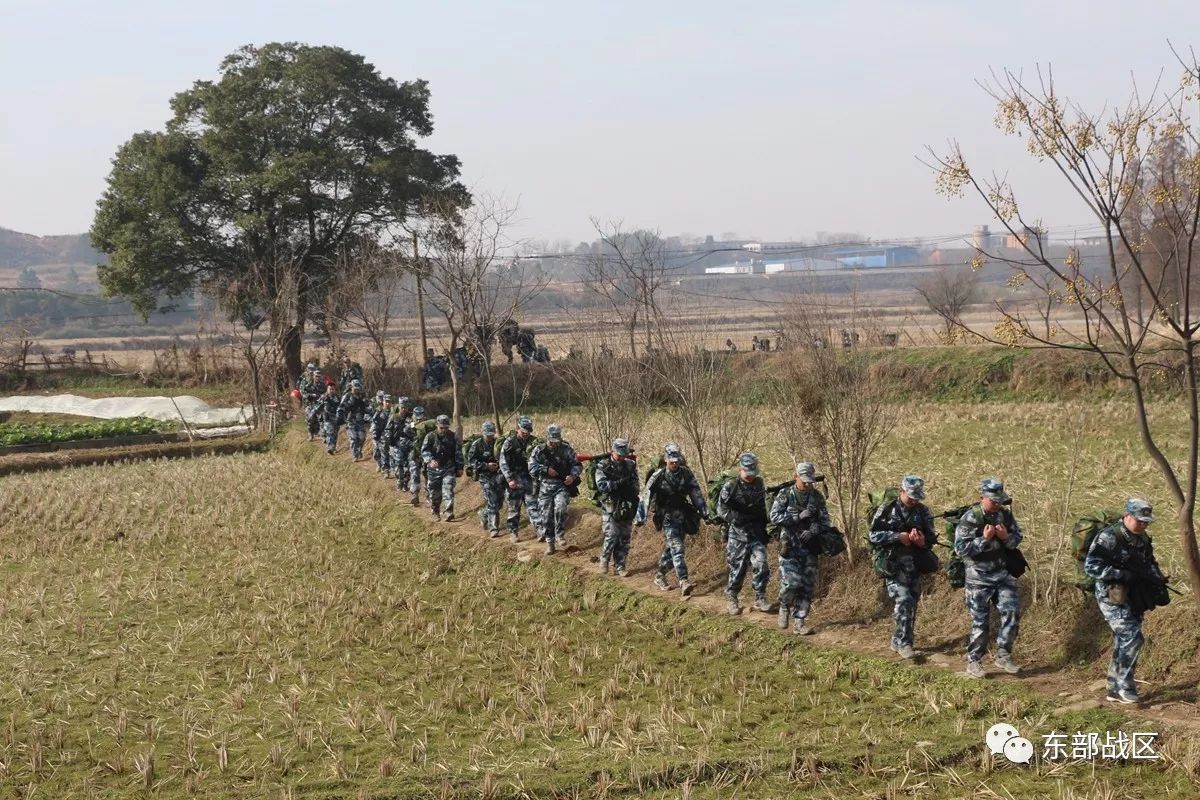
[509,527,520,542]
[545,538,556,555]
[1106,688,1140,705]
[725,597,742,616]
[752,595,771,613]
[555,534,567,549]
[599,558,609,575]
[777,604,790,630]
[679,580,693,599]
[444,512,456,522]
[896,644,916,660]
[993,653,1021,674]
[792,617,813,636]
[964,660,986,679]
[614,564,627,577]
[653,573,670,592]
[431,501,441,521]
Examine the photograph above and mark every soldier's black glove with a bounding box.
[797,528,817,546]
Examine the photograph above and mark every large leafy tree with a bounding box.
[91,42,466,379]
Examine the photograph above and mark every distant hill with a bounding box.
[0,227,104,269]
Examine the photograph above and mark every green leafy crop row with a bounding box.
[0,417,167,447]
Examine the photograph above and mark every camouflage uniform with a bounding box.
[384,407,414,486]
[499,430,542,536]
[298,371,324,438]
[370,402,392,472]
[595,453,640,572]
[408,418,436,498]
[868,497,938,651]
[528,435,581,551]
[1084,520,1164,697]
[468,435,506,535]
[954,503,1024,666]
[420,426,463,517]
[313,392,342,452]
[338,361,363,394]
[338,391,372,460]
[770,484,830,628]
[643,462,707,585]
[717,476,771,607]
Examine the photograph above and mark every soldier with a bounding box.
[770,462,830,635]
[337,356,363,394]
[528,424,581,554]
[383,397,414,484]
[338,379,372,462]
[468,421,507,537]
[298,364,324,441]
[868,475,938,659]
[370,394,392,473]
[313,383,342,455]
[641,444,707,599]
[954,478,1024,678]
[1084,498,1169,704]
[595,438,640,576]
[406,406,432,502]
[420,414,463,522]
[499,416,542,541]
[716,452,772,616]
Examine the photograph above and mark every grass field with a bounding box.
[0,435,1197,798]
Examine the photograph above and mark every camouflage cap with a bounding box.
[517,416,534,432]
[795,462,824,482]
[396,396,410,407]
[1125,497,1155,524]
[375,389,384,398]
[980,477,1009,503]
[664,443,683,463]
[546,424,563,442]
[381,394,392,403]
[739,452,760,476]
[436,414,450,426]
[901,475,926,500]
[412,406,426,418]
[612,438,630,455]
[482,421,497,436]
[305,362,317,371]
[350,379,363,389]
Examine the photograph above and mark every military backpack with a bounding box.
[1070,508,1123,594]
[462,433,484,478]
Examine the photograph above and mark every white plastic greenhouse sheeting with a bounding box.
[0,394,254,426]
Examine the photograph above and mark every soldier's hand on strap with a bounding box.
[508,479,518,490]
[563,475,574,486]
[430,460,439,470]
[994,523,1008,541]
[488,462,499,472]
[983,524,995,540]
[547,467,558,478]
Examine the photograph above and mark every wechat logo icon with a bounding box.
[987,722,1034,765]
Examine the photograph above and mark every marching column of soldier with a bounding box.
[295,361,1176,706]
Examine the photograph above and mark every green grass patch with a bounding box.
[0,416,173,446]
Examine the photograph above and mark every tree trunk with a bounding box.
[282,324,303,385]
[414,233,428,360]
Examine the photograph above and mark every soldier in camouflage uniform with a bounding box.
[770,462,829,635]
[595,438,640,576]
[407,407,435,502]
[338,379,372,462]
[868,475,938,659]
[641,444,707,598]
[313,383,342,454]
[499,417,542,541]
[1084,498,1167,705]
[716,452,772,616]
[468,421,507,537]
[337,356,363,395]
[383,398,414,485]
[954,478,1024,678]
[528,424,581,554]
[370,395,392,473]
[298,363,324,440]
[421,414,463,522]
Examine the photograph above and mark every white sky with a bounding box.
[2,0,1199,244]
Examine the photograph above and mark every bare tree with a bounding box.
[555,318,653,452]
[914,265,980,342]
[926,55,1200,602]
[0,318,36,390]
[330,240,406,385]
[582,221,674,358]
[417,193,541,432]
[770,285,897,561]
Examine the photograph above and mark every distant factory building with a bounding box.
[704,261,765,275]
[827,245,921,268]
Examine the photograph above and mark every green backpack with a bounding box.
[1071,508,1122,594]
[462,433,484,478]
[940,504,974,589]
[706,467,741,524]
[865,487,901,576]
[584,454,608,508]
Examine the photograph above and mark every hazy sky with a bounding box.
[3,0,1199,245]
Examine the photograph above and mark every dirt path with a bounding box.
[330,437,1200,734]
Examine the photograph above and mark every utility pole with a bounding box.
[413,230,428,360]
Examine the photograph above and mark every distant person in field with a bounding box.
[641,443,707,599]
[314,383,342,454]
[1084,498,1169,705]
[716,452,772,616]
[370,394,392,474]
[594,438,640,577]
[725,338,737,352]
[770,462,830,635]
[421,414,463,522]
[298,363,324,440]
[338,379,372,461]
[499,416,543,541]
[528,424,581,554]
[954,478,1024,678]
[868,475,939,659]
[467,421,506,538]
